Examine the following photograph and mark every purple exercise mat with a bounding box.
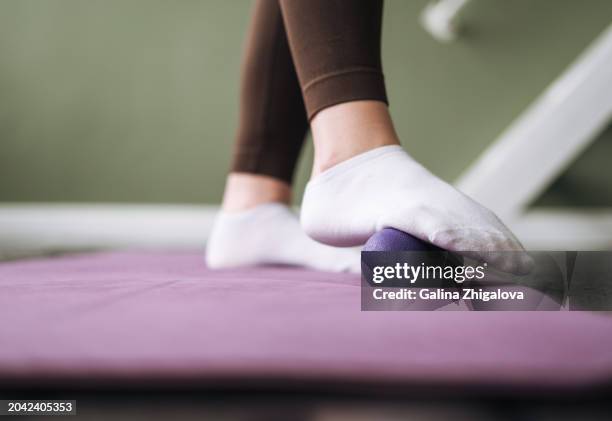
[0,252,611,393]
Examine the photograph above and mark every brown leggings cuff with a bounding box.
[231,146,300,184]
[303,68,388,120]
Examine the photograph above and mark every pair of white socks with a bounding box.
[207,145,531,274]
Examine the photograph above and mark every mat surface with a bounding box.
[0,252,611,393]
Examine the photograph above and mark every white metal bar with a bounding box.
[1,204,611,253]
[420,0,471,42]
[456,24,612,220]
[0,203,219,253]
[510,209,612,250]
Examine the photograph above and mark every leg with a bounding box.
[224,0,308,211]
[206,0,359,273]
[279,0,532,273]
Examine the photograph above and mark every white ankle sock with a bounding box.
[205,203,360,273]
[301,145,533,273]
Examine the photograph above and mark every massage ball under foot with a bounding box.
[361,228,463,311]
[363,227,442,252]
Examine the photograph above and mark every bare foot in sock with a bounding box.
[301,145,533,274]
[301,101,533,274]
[206,203,360,273]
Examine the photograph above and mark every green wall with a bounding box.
[1,0,611,204]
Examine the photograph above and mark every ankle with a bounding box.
[311,100,400,176]
[221,173,292,212]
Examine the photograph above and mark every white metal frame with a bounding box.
[455,24,612,249]
[456,24,612,218]
[2,26,612,253]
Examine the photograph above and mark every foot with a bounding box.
[206,203,360,273]
[300,145,533,274]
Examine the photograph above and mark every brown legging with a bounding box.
[231,0,387,184]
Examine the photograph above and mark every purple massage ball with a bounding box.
[362,227,460,279]
[363,228,441,252]
[361,228,462,309]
